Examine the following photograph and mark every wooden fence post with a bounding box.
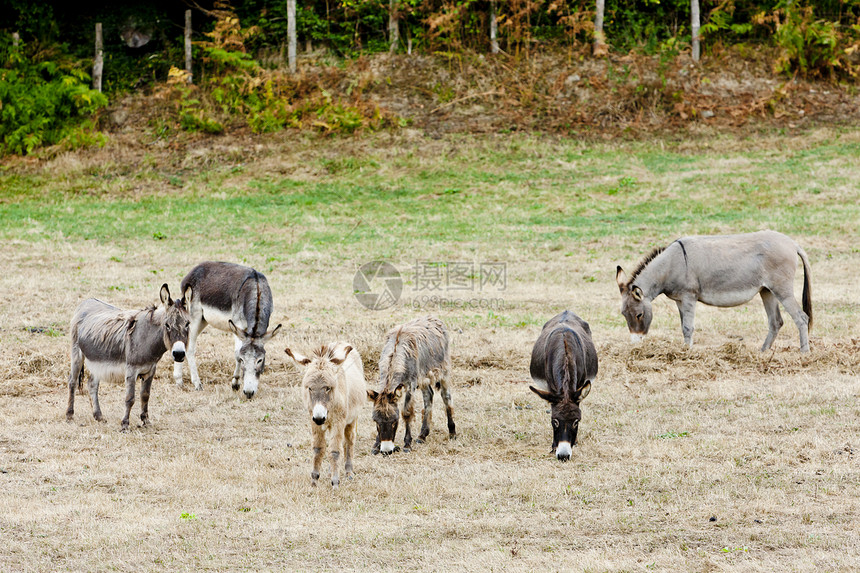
[490,0,499,54]
[593,0,607,56]
[93,23,103,92]
[691,0,701,62]
[185,10,193,83]
[389,0,399,54]
[287,0,297,73]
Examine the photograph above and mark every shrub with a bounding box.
[0,39,108,155]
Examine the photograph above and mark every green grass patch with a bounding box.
[1,133,858,260]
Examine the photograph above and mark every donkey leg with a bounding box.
[67,346,84,421]
[417,384,434,443]
[402,390,415,452]
[676,298,697,347]
[139,370,155,426]
[121,371,137,432]
[330,428,344,489]
[344,422,357,478]
[439,378,456,439]
[773,289,810,352]
[231,336,243,391]
[184,319,206,390]
[88,374,105,423]
[311,427,325,487]
[759,289,784,352]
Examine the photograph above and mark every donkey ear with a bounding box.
[160,284,172,306]
[631,286,644,302]
[574,381,592,403]
[330,345,353,366]
[367,389,379,402]
[616,266,628,292]
[182,285,193,305]
[227,320,247,339]
[285,347,311,366]
[261,324,282,343]
[529,385,559,404]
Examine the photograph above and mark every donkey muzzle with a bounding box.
[172,342,186,362]
[556,441,573,462]
[312,404,327,425]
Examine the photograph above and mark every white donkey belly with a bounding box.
[699,286,762,307]
[84,359,126,383]
[200,304,247,333]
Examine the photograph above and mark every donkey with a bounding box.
[616,230,813,352]
[286,343,366,489]
[529,311,597,461]
[174,262,282,399]
[367,316,456,455]
[66,284,191,431]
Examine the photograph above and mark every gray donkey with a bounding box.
[616,230,812,352]
[367,316,455,455]
[175,262,281,398]
[67,284,191,431]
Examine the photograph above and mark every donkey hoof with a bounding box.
[415,437,426,444]
[402,446,411,453]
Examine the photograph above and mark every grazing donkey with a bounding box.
[368,316,456,455]
[529,311,597,461]
[67,284,191,431]
[175,262,281,399]
[286,343,366,489]
[616,230,813,352]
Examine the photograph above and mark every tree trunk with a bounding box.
[593,0,607,56]
[691,0,701,62]
[93,23,103,92]
[490,0,499,54]
[185,10,193,84]
[389,0,399,54]
[287,0,297,73]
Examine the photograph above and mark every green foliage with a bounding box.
[769,1,847,77]
[0,39,108,156]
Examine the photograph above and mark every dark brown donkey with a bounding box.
[175,262,281,399]
[367,316,455,455]
[67,284,191,431]
[529,310,597,461]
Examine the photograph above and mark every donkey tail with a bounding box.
[797,244,813,333]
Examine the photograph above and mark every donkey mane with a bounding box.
[252,272,262,338]
[628,245,666,284]
[379,327,405,392]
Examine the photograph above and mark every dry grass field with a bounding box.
[1,128,858,572]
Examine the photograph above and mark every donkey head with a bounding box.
[159,284,191,362]
[367,382,404,455]
[616,266,652,342]
[227,321,282,399]
[286,345,352,426]
[529,381,591,461]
